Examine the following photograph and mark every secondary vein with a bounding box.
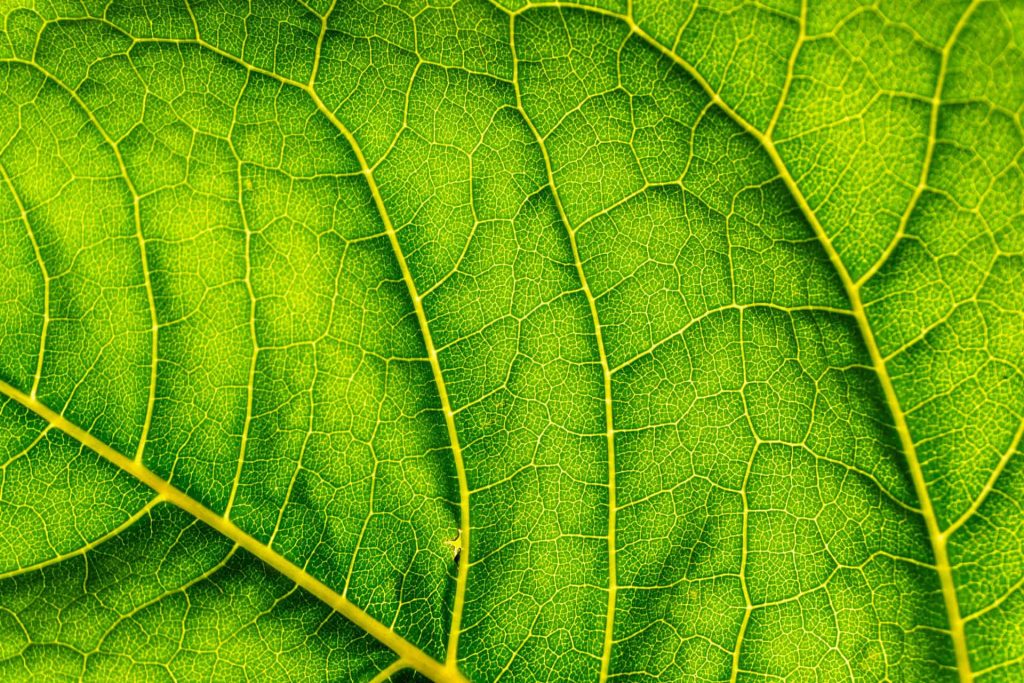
[0,378,466,683]
[2,58,161,467]
[304,10,472,666]
[499,2,978,679]
[509,14,620,681]
[0,161,49,400]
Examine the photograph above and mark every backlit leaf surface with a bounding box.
[0,1,1022,681]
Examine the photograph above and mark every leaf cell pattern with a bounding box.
[0,1,1022,681]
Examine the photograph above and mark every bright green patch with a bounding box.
[0,1,1022,681]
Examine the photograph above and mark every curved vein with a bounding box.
[0,160,49,399]
[857,0,983,288]
[0,496,161,581]
[304,31,472,669]
[224,67,260,519]
[508,14,619,681]
[943,419,1024,540]
[0,58,160,467]
[368,659,409,683]
[500,2,978,680]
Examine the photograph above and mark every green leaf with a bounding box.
[0,1,1022,681]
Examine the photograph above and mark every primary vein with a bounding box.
[0,378,466,683]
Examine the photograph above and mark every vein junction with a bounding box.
[0,1,1022,682]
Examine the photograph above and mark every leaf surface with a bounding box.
[0,1,1022,681]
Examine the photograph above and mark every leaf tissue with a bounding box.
[0,0,1022,681]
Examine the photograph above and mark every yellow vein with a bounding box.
[765,0,806,140]
[309,91,472,669]
[305,10,471,668]
[0,424,49,475]
[943,419,1024,540]
[2,58,161,466]
[508,14,620,681]
[368,659,408,683]
[225,68,260,519]
[0,161,49,399]
[0,496,161,581]
[0,378,465,683]
[964,572,1024,624]
[857,0,982,288]
[731,309,759,683]
[91,540,241,653]
[501,3,978,679]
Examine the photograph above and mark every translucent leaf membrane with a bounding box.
[0,1,1021,681]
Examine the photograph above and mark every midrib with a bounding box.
[0,378,465,683]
